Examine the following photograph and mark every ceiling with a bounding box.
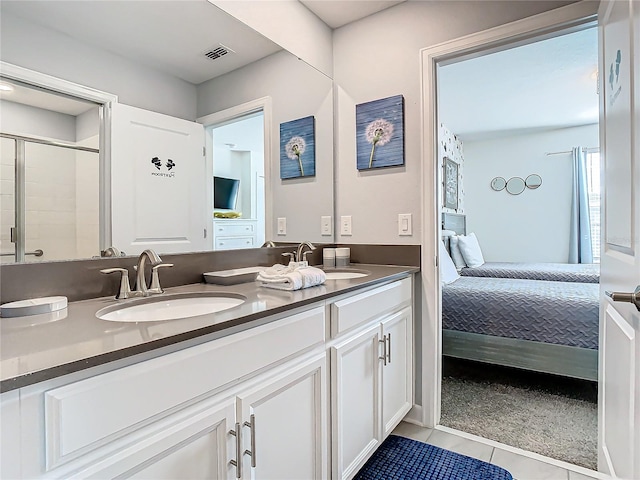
[1,0,596,136]
[438,27,599,140]
[0,0,282,85]
[300,0,405,29]
[0,0,402,116]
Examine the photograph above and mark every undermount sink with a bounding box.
[96,292,246,323]
[323,269,371,280]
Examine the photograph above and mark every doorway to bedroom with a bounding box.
[436,25,600,470]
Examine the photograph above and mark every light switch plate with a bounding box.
[340,216,352,236]
[321,216,332,236]
[398,213,412,236]
[277,217,286,235]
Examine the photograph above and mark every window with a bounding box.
[585,151,601,262]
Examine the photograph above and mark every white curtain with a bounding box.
[569,147,593,264]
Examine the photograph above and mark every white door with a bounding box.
[111,103,207,256]
[381,307,413,438]
[74,398,236,479]
[236,356,328,480]
[598,1,640,478]
[331,324,382,480]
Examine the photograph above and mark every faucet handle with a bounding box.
[281,252,295,263]
[148,263,174,294]
[100,268,132,299]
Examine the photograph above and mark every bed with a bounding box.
[441,212,599,381]
[459,262,599,283]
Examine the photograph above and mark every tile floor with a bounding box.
[391,422,607,480]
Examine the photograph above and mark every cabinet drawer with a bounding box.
[44,306,325,470]
[330,278,411,336]
[214,222,255,236]
[215,236,255,250]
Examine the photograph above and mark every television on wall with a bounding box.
[213,176,240,210]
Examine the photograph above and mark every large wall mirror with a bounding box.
[0,0,334,264]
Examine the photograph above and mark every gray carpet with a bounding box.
[440,357,598,470]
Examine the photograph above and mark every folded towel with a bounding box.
[257,264,326,291]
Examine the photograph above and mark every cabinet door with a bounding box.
[237,355,327,480]
[1,391,20,479]
[73,397,236,480]
[331,324,382,480]
[381,307,413,438]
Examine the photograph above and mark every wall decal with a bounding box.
[280,116,316,179]
[356,95,405,170]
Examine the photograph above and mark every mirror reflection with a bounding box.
[0,0,334,264]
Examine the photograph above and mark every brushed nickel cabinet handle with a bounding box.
[387,332,392,364]
[243,414,257,468]
[379,335,387,366]
[229,422,242,478]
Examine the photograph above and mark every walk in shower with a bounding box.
[0,76,102,264]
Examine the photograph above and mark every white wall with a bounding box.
[211,0,333,78]
[463,123,599,262]
[332,0,577,245]
[212,114,265,220]
[0,101,76,142]
[1,12,196,120]
[197,50,334,243]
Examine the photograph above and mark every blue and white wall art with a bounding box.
[356,95,404,170]
[280,116,316,179]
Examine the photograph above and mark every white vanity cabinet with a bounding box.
[235,355,328,479]
[329,278,413,480]
[15,305,328,479]
[213,220,257,250]
[2,273,414,480]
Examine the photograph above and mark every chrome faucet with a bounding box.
[135,249,163,296]
[100,249,171,299]
[296,241,316,263]
[261,240,276,247]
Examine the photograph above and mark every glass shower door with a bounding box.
[0,137,16,263]
[0,135,100,263]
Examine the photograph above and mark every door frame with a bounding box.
[415,1,599,428]
[197,97,273,245]
[0,61,118,251]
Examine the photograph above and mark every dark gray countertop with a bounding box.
[1,264,418,392]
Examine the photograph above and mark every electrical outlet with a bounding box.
[340,216,352,236]
[321,216,332,236]
[277,217,286,235]
[398,213,412,236]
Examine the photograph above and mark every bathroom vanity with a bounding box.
[0,264,416,479]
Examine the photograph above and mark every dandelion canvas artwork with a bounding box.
[356,95,404,170]
[280,116,316,179]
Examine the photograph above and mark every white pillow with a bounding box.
[448,235,467,269]
[457,232,485,268]
[439,240,460,284]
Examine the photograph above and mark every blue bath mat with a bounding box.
[354,435,513,480]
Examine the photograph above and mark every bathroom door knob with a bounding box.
[606,286,640,311]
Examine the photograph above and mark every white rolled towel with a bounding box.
[257,264,326,291]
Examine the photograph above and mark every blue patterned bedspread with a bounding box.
[460,262,599,283]
[442,277,599,349]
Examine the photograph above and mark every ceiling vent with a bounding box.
[204,44,235,61]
